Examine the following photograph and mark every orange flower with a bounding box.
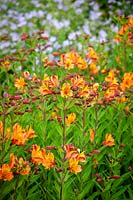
[77,57,88,70]
[128,17,133,28]
[42,151,56,169]
[0,164,14,181]
[64,59,75,70]
[61,83,73,98]
[86,47,98,60]
[64,144,85,162]
[71,75,85,89]
[31,145,56,169]
[25,126,36,139]
[50,108,59,120]
[39,83,53,95]
[89,63,98,75]
[43,73,50,82]
[120,72,133,91]
[32,73,39,82]
[102,134,115,147]
[118,24,129,36]
[0,120,3,134]
[90,129,95,143]
[4,60,10,68]
[78,85,90,98]
[66,51,79,65]
[66,113,76,126]
[31,144,44,165]
[76,152,86,163]
[11,123,25,145]
[16,158,31,175]
[64,144,79,160]
[49,75,59,88]
[11,123,36,145]
[60,51,84,70]
[9,153,16,168]
[105,70,118,84]
[9,154,30,175]
[14,77,26,90]
[68,158,82,174]
[117,96,127,104]
[93,83,99,91]
[114,35,121,43]
[59,53,74,70]
[104,84,119,100]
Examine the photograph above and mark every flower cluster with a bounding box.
[86,47,99,75]
[0,154,30,181]
[114,17,133,46]
[59,51,87,70]
[31,144,56,169]
[63,144,85,174]
[120,72,133,91]
[0,121,36,145]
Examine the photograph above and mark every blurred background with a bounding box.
[0,0,133,55]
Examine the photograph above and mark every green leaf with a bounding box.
[77,180,94,199]
[88,191,101,200]
[111,186,128,200]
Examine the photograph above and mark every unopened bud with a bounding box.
[46,146,58,150]
[111,175,120,179]
[92,149,100,154]
[97,178,103,183]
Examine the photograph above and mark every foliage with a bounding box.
[0,3,133,200]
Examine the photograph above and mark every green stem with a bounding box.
[13,175,19,200]
[94,102,98,138]
[60,99,67,200]
[0,103,6,164]
[62,109,66,147]
[123,39,127,71]
[82,105,86,151]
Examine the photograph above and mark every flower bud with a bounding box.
[92,149,100,154]
[46,146,58,150]
[97,178,103,183]
[111,175,120,179]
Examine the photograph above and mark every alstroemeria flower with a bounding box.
[77,57,88,70]
[0,164,14,181]
[86,47,98,61]
[120,72,133,91]
[78,85,90,98]
[31,145,56,169]
[9,154,30,175]
[71,75,85,89]
[39,83,53,95]
[68,158,82,174]
[61,83,73,98]
[90,129,95,143]
[14,77,26,90]
[66,113,76,126]
[102,134,115,147]
[11,123,36,146]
